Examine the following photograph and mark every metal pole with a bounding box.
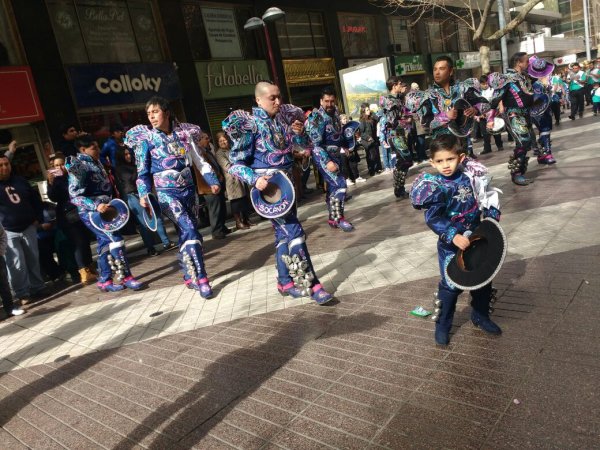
[497,0,509,71]
[582,0,592,60]
[263,23,280,86]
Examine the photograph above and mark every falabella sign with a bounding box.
[67,63,181,108]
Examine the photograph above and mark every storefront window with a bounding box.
[276,11,329,58]
[338,13,379,58]
[0,0,23,65]
[46,0,164,64]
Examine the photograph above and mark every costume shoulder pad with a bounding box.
[278,104,305,125]
[487,72,509,90]
[222,109,257,144]
[176,122,202,141]
[124,124,153,148]
[410,173,445,208]
[462,157,489,178]
[405,90,427,113]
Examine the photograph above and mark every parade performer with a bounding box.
[66,136,142,292]
[528,56,557,165]
[377,76,413,198]
[305,87,358,231]
[407,56,484,157]
[410,134,503,346]
[124,96,220,298]
[486,52,535,186]
[223,81,334,304]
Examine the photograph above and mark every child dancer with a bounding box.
[410,134,502,345]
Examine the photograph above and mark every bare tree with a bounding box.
[375,0,544,73]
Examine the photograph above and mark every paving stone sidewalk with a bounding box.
[0,114,599,449]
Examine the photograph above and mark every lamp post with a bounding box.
[244,7,285,87]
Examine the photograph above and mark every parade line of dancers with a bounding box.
[67,52,562,345]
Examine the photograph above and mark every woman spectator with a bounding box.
[46,153,96,284]
[114,147,174,256]
[358,103,382,176]
[214,131,254,230]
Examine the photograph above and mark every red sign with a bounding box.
[0,66,45,125]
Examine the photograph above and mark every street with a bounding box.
[0,114,599,449]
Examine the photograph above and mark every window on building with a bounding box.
[182,2,259,60]
[338,13,379,58]
[46,0,165,64]
[389,17,415,54]
[427,21,444,53]
[276,11,329,58]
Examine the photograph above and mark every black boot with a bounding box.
[470,284,502,335]
[432,287,458,346]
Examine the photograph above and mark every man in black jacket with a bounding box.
[0,154,46,303]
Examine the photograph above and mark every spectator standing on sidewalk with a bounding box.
[358,103,382,176]
[568,63,587,120]
[114,147,175,255]
[46,152,97,284]
[592,82,600,116]
[57,123,83,158]
[0,224,24,318]
[197,132,230,240]
[101,124,125,168]
[0,154,47,304]
[214,131,254,230]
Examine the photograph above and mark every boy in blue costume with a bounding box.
[125,96,220,299]
[223,81,334,304]
[410,134,502,345]
[66,136,142,292]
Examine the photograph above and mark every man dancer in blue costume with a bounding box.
[486,52,536,185]
[125,96,220,299]
[223,81,334,304]
[306,87,357,232]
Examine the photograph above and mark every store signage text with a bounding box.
[342,25,367,33]
[394,55,425,75]
[96,74,162,94]
[205,64,263,95]
[67,63,181,108]
[196,60,270,100]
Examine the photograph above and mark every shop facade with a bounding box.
[0,0,50,184]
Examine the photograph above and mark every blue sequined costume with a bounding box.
[377,94,413,197]
[66,153,134,288]
[487,69,535,184]
[124,122,220,291]
[410,159,501,341]
[306,106,356,229]
[223,105,327,297]
[531,80,556,165]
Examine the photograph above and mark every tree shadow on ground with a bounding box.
[114,310,390,449]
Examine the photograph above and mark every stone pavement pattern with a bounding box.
[0,115,599,448]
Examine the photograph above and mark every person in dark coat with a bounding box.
[114,147,174,255]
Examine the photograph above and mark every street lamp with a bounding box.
[244,7,285,87]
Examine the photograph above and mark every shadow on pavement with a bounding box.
[114,310,390,449]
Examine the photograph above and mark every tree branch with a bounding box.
[484,0,544,42]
